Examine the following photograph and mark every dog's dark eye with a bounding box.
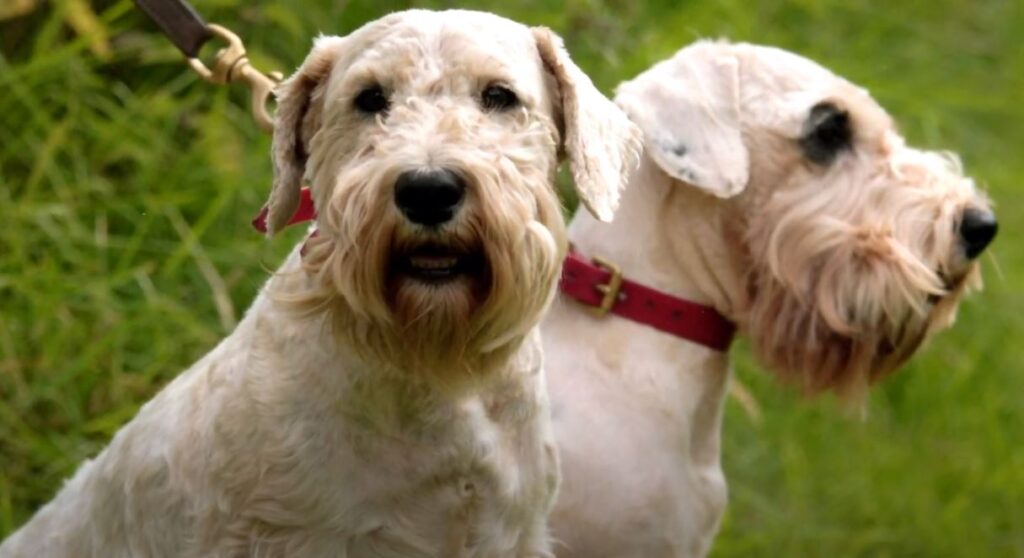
[354,85,390,114]
[800,102,852,165]
[481,85,519,111]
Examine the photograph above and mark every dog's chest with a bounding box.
[332,383,554,557]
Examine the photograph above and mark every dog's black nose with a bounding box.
[959,207,998,259]
[394,169,466,227]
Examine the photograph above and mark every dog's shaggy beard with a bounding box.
[743,147,983,396]
[291,151,564,384]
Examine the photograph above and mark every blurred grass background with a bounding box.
[0,0,1020,555]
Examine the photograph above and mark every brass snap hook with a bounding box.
[186,24,282,133]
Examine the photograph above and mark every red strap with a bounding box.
[559,250,735,351]
[251,187,317,233]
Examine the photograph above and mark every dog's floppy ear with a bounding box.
[616,40,748,198]
[533,27,641,222]
[266,36,345,236]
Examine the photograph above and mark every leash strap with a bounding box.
[133,0,212,57]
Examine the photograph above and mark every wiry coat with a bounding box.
[0,10,640,558]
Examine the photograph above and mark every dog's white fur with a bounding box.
[544,41,992,557]
[0,10,639,558]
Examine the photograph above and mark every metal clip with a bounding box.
[590,255,623,317]
[186,23,282,133]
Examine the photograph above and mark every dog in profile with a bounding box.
[543,40,996,557]
[0,10,639,557]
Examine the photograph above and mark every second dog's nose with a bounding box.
[394,169,466,227]
[959,207,998,259]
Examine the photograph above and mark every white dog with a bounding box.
[0,10,639,557]
[543,40,996,557]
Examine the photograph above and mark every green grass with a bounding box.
[1,0,1021,555]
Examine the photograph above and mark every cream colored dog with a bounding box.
[0,10,639,558]
[544,41,996,557]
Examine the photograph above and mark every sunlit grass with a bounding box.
[1,1,1020,555]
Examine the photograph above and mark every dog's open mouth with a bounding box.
[392,243,486,284]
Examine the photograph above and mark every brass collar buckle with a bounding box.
[590,255,624,317]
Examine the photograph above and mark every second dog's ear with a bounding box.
[266,36,346,236]
[533,27,641,223]
[616,40,748,198]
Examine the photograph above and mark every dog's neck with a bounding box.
[546,155,736,495]
[568,155,747,322]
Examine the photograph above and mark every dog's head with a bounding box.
[616,40,995,395]
[266,10,639,376]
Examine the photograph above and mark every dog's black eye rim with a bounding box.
[354,85,390,114]
[481,84,520,111]
[800,102,853,165]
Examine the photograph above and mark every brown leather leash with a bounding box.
[133,0,281,132]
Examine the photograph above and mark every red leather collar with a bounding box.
[251,188,735,351]
[251,187,317,233]
[560,249,735,352]
[252,187,320,256]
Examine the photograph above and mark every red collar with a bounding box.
[251,187,734,351]
[560,249,735,352]
[251,187,317,233]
